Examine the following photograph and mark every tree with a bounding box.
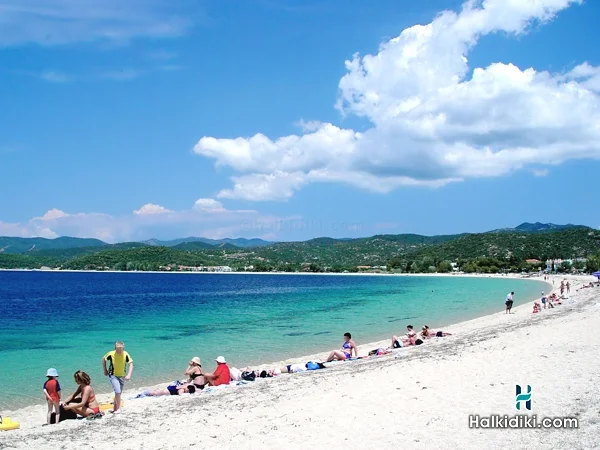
[586,252,600,272]
[387,257,403,270]
[559,261,572,273]
[436,261,453,273]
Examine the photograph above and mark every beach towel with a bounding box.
[229,367,242,381]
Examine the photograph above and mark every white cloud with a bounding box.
[532,168,549,177]
[193,198,227,213]
[193,0,600,201]
[37,208,69,220]
[217,172,308,201]
[0,0,193,46]
[2,199,290,243]
[133,204,173,215]
[564,62,600,92]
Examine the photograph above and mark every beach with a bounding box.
[1,274,598,449]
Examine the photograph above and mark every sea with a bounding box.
[0,271,548,410]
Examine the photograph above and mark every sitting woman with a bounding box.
[185,357,205,391]
[325,332,357,361]
[62,371,101,419]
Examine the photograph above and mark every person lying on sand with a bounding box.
[420,325,453,338]
[143,384,196,397]
[324,332,358,362]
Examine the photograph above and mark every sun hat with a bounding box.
[215,356,226,364]
[46,368,59,377]
[190,357,201,365]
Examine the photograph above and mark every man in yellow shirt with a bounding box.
[102,341,134,414]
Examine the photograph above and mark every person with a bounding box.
[184,356,205,391]
[324,332,358,362]
[566,281,570,293]
[505,292,514,314]
[62,371,101,419]
[540,291,547,309]
[391,325,417,348]
[102,341,133,414]
[204,356,231,386]
[420,325,452,338]
[143,384,196,397]
[43,368,61,425]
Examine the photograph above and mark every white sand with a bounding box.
[1,274,598,449]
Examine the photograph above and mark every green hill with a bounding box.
[0,236,106,254]
[414,228,600,261]
[1,226,599,273]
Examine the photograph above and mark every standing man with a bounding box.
[505,291,514,314]
[102,341,133,414]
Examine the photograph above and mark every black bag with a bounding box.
[241,371,256,382]
[50,402,79,423]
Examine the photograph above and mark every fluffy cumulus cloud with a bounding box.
[0,0,192,46]
[2,199,293,242]
[193,0,600,201]
[133,203,173,216]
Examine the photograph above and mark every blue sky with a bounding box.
[0,0,599,242]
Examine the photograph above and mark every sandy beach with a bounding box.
[1,274,598,449]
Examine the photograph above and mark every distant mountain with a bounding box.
[513,222,589,233]
[172,241,219,251]
[216,238,273,248]
[0,236,106,254]
[142,237,273,248]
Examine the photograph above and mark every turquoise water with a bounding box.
[0,271,547,410]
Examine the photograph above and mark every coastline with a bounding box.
[2,274,597,449]
[2,274,556,421]
[0,267,555,278]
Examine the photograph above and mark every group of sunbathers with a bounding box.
[391,325,453,349]
[133,326,453,400]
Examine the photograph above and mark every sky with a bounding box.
[0,0,599,243]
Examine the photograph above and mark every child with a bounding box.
[43,368,61,425]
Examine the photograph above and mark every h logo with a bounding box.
[516,385,532,410]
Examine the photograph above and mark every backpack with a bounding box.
[241,371,256,382]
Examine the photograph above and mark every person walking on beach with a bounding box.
[567,281,571,294]
[102,341,133,414]
[43,368,61,425]
[505,292,514,314]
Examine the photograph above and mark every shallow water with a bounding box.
[0,271,546,409]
